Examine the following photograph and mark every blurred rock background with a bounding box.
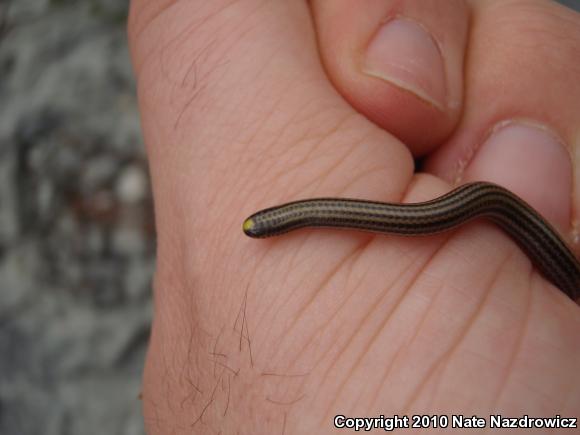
[0,1,579,435]
[1,1,151,434]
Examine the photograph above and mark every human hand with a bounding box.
[128,1,580,433]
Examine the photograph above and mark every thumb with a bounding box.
[311,0,469,155]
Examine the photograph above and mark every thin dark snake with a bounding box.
[243,182,580,302]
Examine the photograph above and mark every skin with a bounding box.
[128,0,580,433]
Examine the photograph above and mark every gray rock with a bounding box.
[0,1,152,434]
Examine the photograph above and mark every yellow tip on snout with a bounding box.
[243,218,255,233]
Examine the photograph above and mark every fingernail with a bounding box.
[363,17,446,109]
[464,121,572,228]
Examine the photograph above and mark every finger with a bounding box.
[311,0,469,155]
[425,0,580,237]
